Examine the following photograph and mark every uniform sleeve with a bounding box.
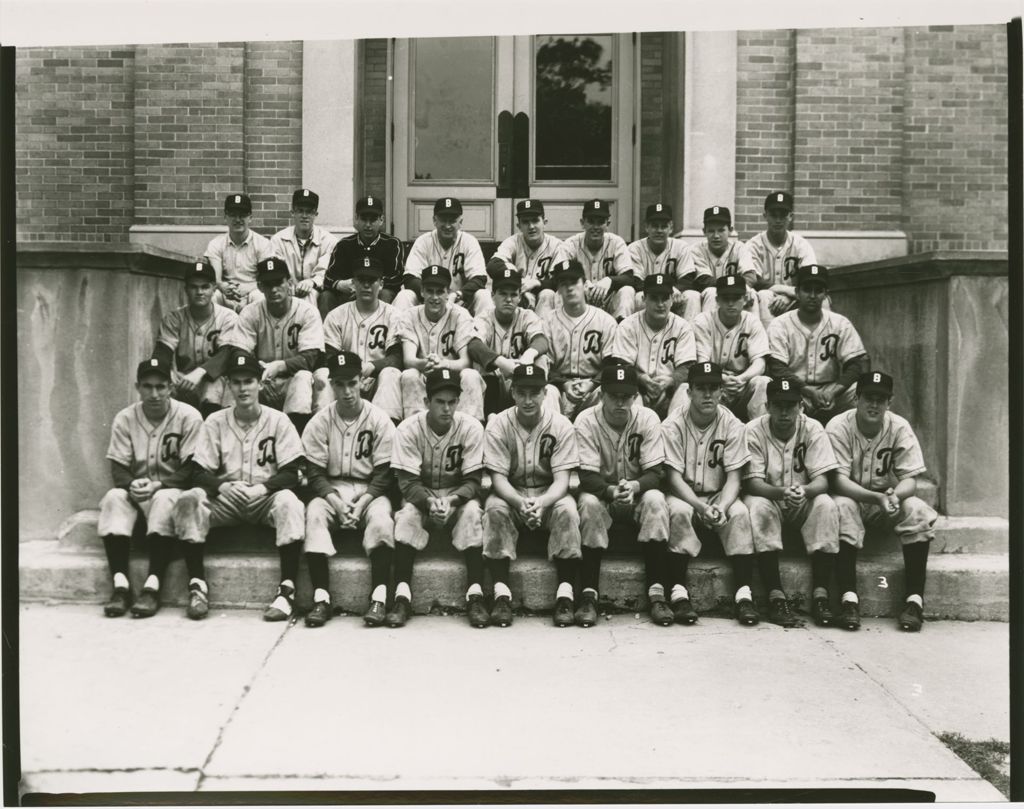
[461,236,486,280]
[639,412,666,470]
[521,310,545,344]
[453,307,476,352]
[274,417,305,468]
[296,304,326,352]
[825,418,854,474]
[179,408,204,461]
[743,422,767,480]
[404,236,430,276]
[461,420,485,474]
[574,414,602,473]
[548,418,580,473]
[611,236,634,276]
[192,420,222,473]
[253,232,274,263]
[796,235,817,267]
[673,320,697,366]
[721,415,750,472]
[600,312,618,358]
[894,421,927,479]
[835,316,867,364]
[301,411,330,469]
[609,318,638,364]
[803,421,839,479]
[746,316,771,361]
[268,233,288,263]
[681,243,704,279]
[661,421,686,473]
[493,235,518,265]
[737,239,761,278]
[627,242,646,277]
[767,318,791,364]
[373,415,397,469]
[222,305,259,351]
[483,420,512,475]
[393,310,418,346]
[205,236,224,276]
[105,411,134,467]
[322,309,345,353]
[693,316,713,363]
[157,310,182,352]
[390,422,424,476]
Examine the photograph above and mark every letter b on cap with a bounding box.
[525,366,534,376]
[616,369,625,381]
[781,380,790,391]
[445,199,452,208]
[703,363,711,373]
[873,373,881,383]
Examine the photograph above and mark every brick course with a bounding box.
[360,39,389,215]
[638,32,666,225]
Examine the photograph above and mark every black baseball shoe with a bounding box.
[305,600,332,628]
[672,598,699,625]
[811,596,834,627]
[574,592,598,627]
[898,601,924,632]
[839,600,861,631]
[363,599,386,627]
[186,581,209,621]
[648,595,674,626]
[385,596,412,628]
[131,588,160,619]
[104,587,133,618]
[768,597,805,628]
[490,595,514,627]
[467,594,490,628]
[263,583,296,622]
[553,596,575,627]
[736,598,760,626]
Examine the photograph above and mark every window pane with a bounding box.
[534,35,614,182]
[412,37,494,182]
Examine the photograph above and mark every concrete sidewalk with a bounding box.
[17,603,1008,801]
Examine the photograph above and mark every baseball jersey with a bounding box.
[575,402,665,484]
[826,409,927,492]
[545,305,617,379]
[690,239,745,279]
[157,304,239,372]
[268,225,336,285]
[405,230,486,292]
[662,405,749,495]
[484,407,579,489]
[561,232,634,283]
[743,413,838,487]
[472,307,546,366]
[323,301,400,364]
[325,232,406,293]
[205,230,272,286]
[106,399,203,482]
[394,303,476,361]
[610,312,696,377]
[391,411,485,490]
[692,310,770,375]
[302,400,396,481]
[224,298,325,363]
[493,233,567,287]
[739,232,817,286]
[193,405,304,486]
[628,237,698,280]
[768,311,867,385]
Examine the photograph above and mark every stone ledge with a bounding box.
[17,242,195,277]
[829,250,1008,292]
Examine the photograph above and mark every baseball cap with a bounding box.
[601,364,639,396]
[292,188,319,211]
[421,265,452,287]
[857,370,894,396]
[764,191,794,212]
[643,273,673,296]
[645,203,673,222]
[767,377,802,403]
[137,356,172,382]
[516,199,545,217]
[327,351,362,381]
[224,193,252,215]
[550,259,585,286]
[688,361,724,386]
[703,205,732,226]
[425,367,462,396]
[352,255,384,280]
[582,199,611,219]
[795,264,829,287]
[256,257,290,284]
[355,195,384,216]
[491,267,523,290]
[433,197,463,217]
[715,274,747,295]
[187,260,217,284]
[226,351,262,378]
[511,363,546,388]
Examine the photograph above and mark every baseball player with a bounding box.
[205,193,272,312]
[467,267,560,419]
[393,265,486,421]
[609,273,695,417]
[826,371,938,632]
[544,259,618,420]
[302,351,397,628]
[219,257,325,434]
[153,260,239,419]
[320,195,405,315]
[98,357,204,619]
[739,192,818,324]
[315,256,404,421]
[575,365,674,627]
[766,264,870,424]
[482,364,583,627]
[662,362,758,626]
[561,199,638,321]
[628,203,707,321]
[173,351,307,622]
[268,188,337,308]
[390,368,487,628]
[691,275,772,421]
[691,206,757,314]
[743,377,841,628]
[395,197,491,316]
[487,198,566,319]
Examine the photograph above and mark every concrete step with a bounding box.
[20,539,1009,621]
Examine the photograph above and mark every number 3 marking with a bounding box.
[877,576,889,589]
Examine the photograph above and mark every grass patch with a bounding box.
[939,732,1010,799]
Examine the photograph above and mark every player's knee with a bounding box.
[99,488,131,510]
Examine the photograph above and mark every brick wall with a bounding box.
[360,39,389,209]
[638,32,666,216]
[16,46,135,243]
[902,25,1008,253]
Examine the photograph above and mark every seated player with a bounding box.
[575,365,675,627]
[393,265,486,422]
[826,371,938,633]
[98,357,204,619]
[691,206,756,314]
[153,260,239,419]
[482,364,583,628]
[206,192,271,312]
[174,352,307,622]
[609,273,695,417]
[315,256,404,422]
[301,351,397,629]
[395,197,491,316]
[467,266,560,420]
[390,368,487,628]
[743,377,841,628]
[268,188,336,309]
[629,203,707,321]
[544,259,618,420]
[561,199,637,321]
[487,198,566,319]
[766,264,869,424]
[691,275,772,421]
[662,362,758,626]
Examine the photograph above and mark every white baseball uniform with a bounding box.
[157,303,239,407]
[740,232,818,324]
[561,231,637,319]
[544,304,618,419]
[610,311,695,415]
[692,309,772,418]
[397,230,490,314]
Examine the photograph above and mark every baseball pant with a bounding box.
[260,371,314,414]
[666,493,755,557]
[578,489,670,549]
[400,368,485,420]
[213,284,263,313]
[700,286,759,315]
[834,495,937,549]
[589,286,635,321]
[801,384,857,422]
[655,383,691,420]
[313,366,404,420]
[97,487,181,537]
[745,493,839,554]
[173,487,305,547]
[394,495,483,551]
[560,383,602,421]
[722,375,770,421]
[484,374,561,418]
[482,489,582,560]
[532,289,559,320]
[304,480,395,555]
[632,290,702,322]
